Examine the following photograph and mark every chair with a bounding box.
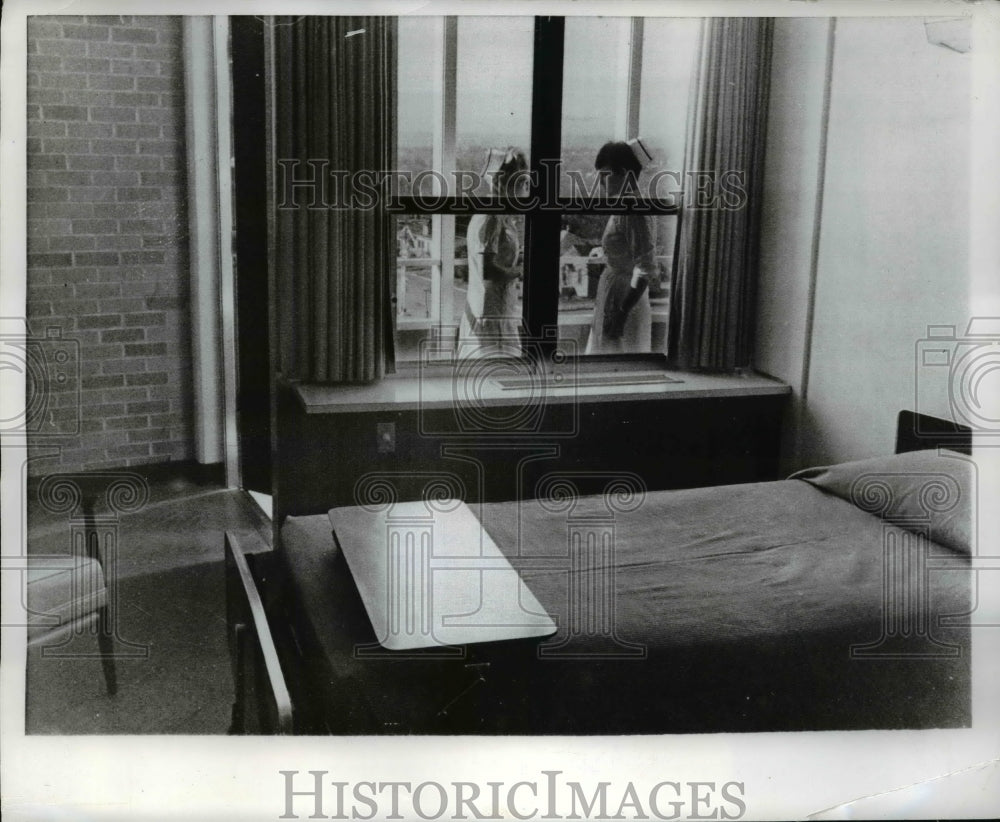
[26,554,117,695]
[225,531,293,734]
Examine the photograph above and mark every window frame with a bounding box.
[393,16,684,364]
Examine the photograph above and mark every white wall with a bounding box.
[754,18,832,472]
[756,17,971,470]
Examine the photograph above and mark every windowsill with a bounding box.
[293,356,790,414]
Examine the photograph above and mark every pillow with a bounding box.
[789,449,975,555]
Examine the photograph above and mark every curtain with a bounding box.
[272,17,396,383]
[668,17,773,371]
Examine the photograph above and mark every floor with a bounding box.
[24,465,272,734]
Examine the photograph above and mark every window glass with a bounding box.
[556,214,676,355]
[397,17,440,196]
[636,17,701,199]
[395,214,436,362]
[560,18,630,197]
[456,17,534,195]
[396,214,526,362]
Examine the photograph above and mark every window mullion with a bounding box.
[626,18,643,139]
[524,16,565,353]
[431,18,457,335]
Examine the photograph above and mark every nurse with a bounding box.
[457,147,529,358]
[586,141,655,354]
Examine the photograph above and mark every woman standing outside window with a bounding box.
[457,148,529,358]
[586,141,655,354]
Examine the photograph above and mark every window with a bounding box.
[395,16,698,362]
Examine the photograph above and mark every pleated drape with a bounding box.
[272,17,396,383]
[668,18,773,371]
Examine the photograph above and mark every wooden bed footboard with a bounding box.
[895,410,972,455]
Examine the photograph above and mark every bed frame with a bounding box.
[895,410,972,455]
[245,408,973,734]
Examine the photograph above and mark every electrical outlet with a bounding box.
[376,422,395,454]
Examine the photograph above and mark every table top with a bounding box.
[329,500,556,651]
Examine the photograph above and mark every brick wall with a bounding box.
[26,15,193,475]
